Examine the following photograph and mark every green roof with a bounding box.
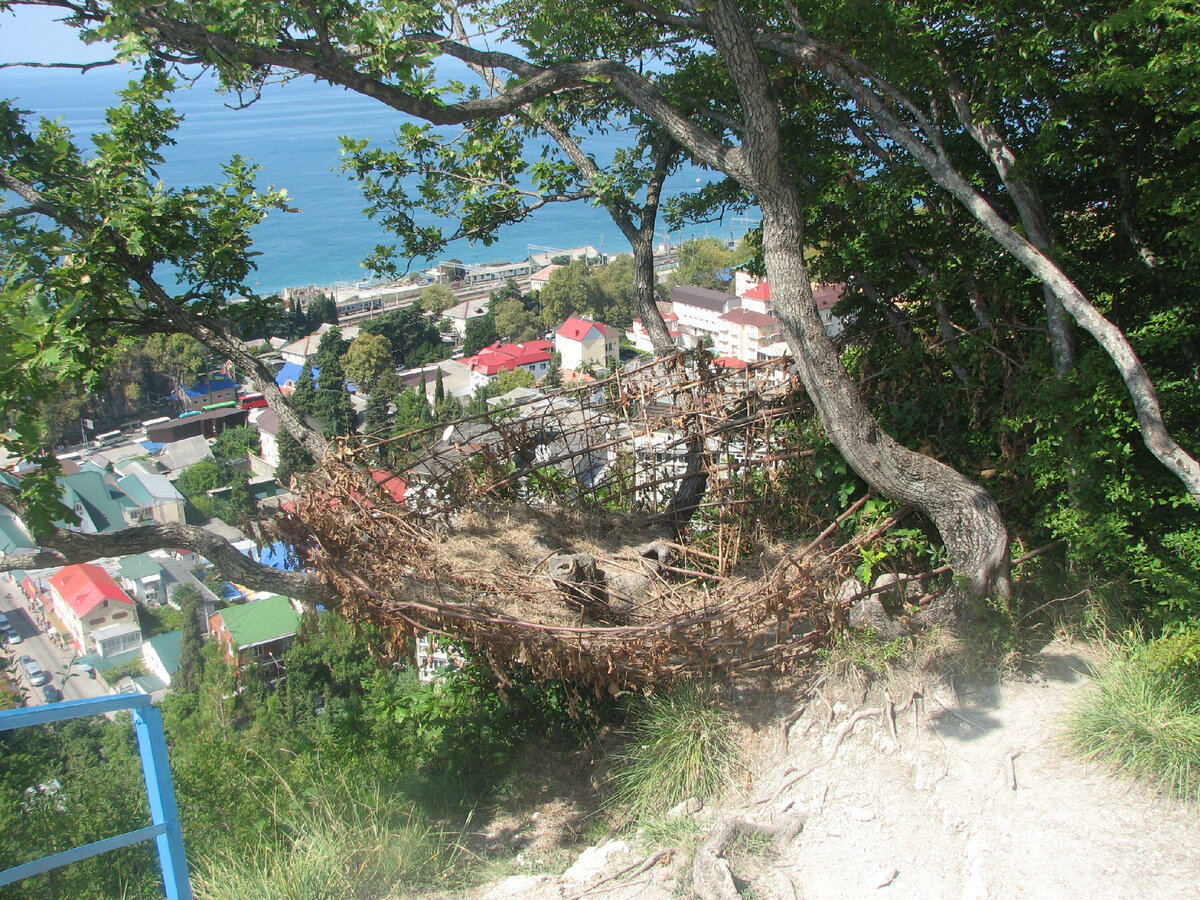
[218,595,300,649]
[57,468,132,533]
[145,630,182,675]
[118,553,164,581]
[0,512,34,555]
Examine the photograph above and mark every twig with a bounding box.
[1007,750,1021,791]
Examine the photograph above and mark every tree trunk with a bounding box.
[704,0,1011,614]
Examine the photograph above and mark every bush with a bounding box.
[1065,636,1200,802]
[607,681,737,823]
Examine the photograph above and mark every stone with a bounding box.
[562,840,631,884]
[872,866,900,888]
[849,595,903,639]
[666,797,703,818]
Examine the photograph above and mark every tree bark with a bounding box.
[699,0,1011,613]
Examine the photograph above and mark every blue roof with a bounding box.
[275,363,355,393]
[180,373,238,400]
[217,581,243,601]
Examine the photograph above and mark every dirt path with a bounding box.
[472,641,1199,900]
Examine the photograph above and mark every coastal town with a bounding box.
[0,239,847,710]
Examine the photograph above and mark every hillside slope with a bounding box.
[473,641,1200,899]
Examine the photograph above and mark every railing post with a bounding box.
[131,705,193,900]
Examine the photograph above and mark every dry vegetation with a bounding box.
[269,356,936,705]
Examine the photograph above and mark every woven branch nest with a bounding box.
[271,356,879,701]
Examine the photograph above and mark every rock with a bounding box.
[845,805,876,822]
[481,874,556,899]
[872,866,900,888]
[849,595,903,639]
[834,577,866,605]
[666,797,703,818]
[562,839,631,884]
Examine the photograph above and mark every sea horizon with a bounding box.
[4,65,757,295]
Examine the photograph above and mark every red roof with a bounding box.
[556,316,614,342]
[48,563,133,619]
[743,282,771,301]
[812,283,845,311]
[740,281,844,311]
[369,469,408,503]
[461,340,553,376]
[713,356,749,369]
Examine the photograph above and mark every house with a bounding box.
[529,264,563,293]
[555,316,619,372]
[670,285,741,340]
[460,340,554,391]
[157,435,215,476]
[278,322,361,367]
[117,553,167,606]
[0,506,35,558]
[47,563,142,657]
[274,362,356,397]
[116,466,186,525]
[56,465,135,534]
[249,407,282,471]
[441,297,490,337]
[626,311,696,355]
[209,594,301,676]
[142,630,183,687]
[176,372,238,412]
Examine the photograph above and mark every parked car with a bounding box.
[41,684,62,703]
[0,612,10,631]
[18,654,49,687]
[5,628,22,645]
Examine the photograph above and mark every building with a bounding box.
[117,553,167,606]
[145,407,249,444]
[176,372,239,411]
[670,285,741,340]
[460,340,554,391]
[555,316,619,372]
[739,281,848,339]
[47,563,142,657]
[142,630,182,688]
[716,307,783,363]
[440,297,490,337]
[461,260,532,285]
[116,466,186,525]
[529,264,563,293]
[209,595,301,676]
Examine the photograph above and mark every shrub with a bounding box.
[607,681,737,823]
[1065,636,1200,802]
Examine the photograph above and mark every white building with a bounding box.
[555,316,619,372]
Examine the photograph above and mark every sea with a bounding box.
[3,64,754,295]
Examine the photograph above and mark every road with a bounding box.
[0,576,106,706]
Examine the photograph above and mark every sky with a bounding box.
[0,6,105,65]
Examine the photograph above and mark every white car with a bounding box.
[5,628,22,645]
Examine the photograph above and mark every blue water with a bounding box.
[3,65,750,294]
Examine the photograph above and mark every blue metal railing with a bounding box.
[0,693,193,899]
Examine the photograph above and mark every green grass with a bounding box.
[606,681,737,825]
[1065,637,1200,803]
[190,770,459,900]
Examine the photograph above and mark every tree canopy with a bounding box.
[0,0,1197,624]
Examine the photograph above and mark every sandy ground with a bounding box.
[468,640,1199,900]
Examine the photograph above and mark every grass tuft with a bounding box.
[606,681,737,825]
[1064,636,1200,803]
[191,769,457,900]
